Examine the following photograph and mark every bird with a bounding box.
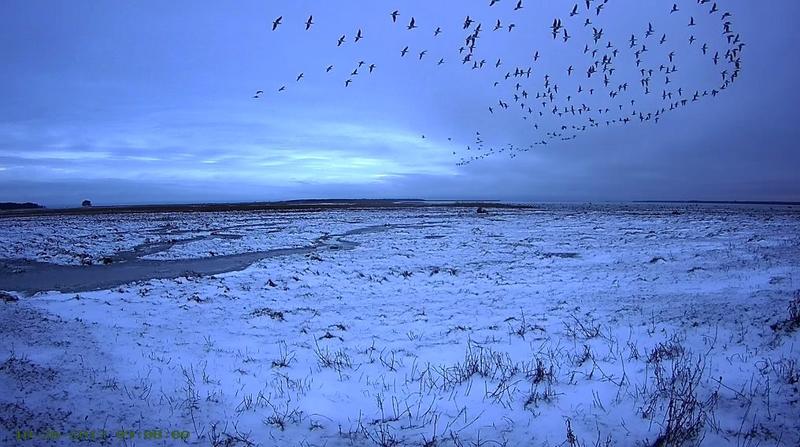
[296,73,304,81]
[390,10,399,23]
[326,65,334,72]
[434,27,442,36]
[401,46,409,57]
[305,15,313,30]
[354,29,363,42]
[670,4,679,13]
[337,35,346,46]
[345,79,352,87]
[368,64,376,73]
[272,16,282,31]
[515,0,523,11]
[407,17,417,30]
[463,16,473,29]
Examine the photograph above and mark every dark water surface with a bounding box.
[0,224,438,295]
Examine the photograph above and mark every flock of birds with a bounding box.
[254,0,744,165]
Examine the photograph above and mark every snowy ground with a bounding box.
[1,204,799,446]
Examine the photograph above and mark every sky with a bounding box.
[0,0,798,207]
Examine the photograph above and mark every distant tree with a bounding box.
[82,200,92,207]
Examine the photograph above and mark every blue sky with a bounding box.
[0,0,798,206]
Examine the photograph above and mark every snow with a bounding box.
[1,204,799,446]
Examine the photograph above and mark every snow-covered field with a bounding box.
[1,204,799,446]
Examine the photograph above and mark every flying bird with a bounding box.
[272,16,282,31]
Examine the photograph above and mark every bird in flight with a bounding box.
[515,1,523,11]
[408,17,417,30]
[305,15,313,30]
[354,29,363,42]
[390,10,399,23]
[337,35,346,46]
[272,16,282,31]
[463,16,473,29]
